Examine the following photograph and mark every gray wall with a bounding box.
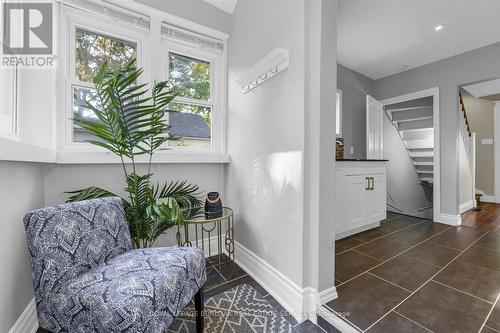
[43,163,226,247]
[0,162,45,333]
[135,0,233,34]
[226,0,306,287]
[337,64,374,159]
[374,42,500,216]
[383,116,431,217]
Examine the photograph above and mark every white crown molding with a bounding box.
[8,298,38,333]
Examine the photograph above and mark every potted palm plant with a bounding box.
[66,59,201,248]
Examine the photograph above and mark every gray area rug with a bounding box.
[168,284,296,332]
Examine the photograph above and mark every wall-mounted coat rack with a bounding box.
[236,48,289,93]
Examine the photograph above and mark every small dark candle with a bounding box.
[205,192,223,219]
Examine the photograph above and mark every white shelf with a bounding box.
[236,48,289,93]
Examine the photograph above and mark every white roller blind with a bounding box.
[58,0,150,31]
[161,24,224,52]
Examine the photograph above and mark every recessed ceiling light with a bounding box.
[434,25,444,31]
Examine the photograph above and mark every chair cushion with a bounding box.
[47,247,206,333]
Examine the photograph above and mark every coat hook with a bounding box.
[270,66,279,74]
[251,80,258,86]
[259,73,268,80]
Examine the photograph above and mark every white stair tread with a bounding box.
[393,116,433,124]
[417,170,433,174]
[404,140,434,149]
[414,161,434,166]
[409,152,434,157]
[420,177,434,183]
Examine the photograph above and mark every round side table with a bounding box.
[177,207,235,282]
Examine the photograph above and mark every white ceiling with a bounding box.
[203,0,238,14]
[338,0,500,80]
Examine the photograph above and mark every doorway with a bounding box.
[380,88,440,221]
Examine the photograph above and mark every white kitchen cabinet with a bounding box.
[335,161,387,240]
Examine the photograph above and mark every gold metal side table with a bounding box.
[176,207,235,282]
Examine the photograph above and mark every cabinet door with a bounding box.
[367,173,386,222]
[346,175,369,229]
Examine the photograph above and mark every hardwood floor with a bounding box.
[461,202,500,231]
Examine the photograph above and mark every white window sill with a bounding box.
[0,137,57,163]
[56,151,231,164]
[0,138,230,164]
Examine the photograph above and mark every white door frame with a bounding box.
[495,102,500,203]
[379,87,441,222]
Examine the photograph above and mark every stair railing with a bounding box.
[459,91,473,158]
[459,91,477,207]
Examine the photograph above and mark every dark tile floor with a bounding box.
[327,213,500,333]
[37,255,339,333]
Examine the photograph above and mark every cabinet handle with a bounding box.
[366,177,370,190]
[370,177,375,190]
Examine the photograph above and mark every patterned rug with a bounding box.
[168,284,297,332]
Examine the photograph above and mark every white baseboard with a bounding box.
[482,195,495,203]
[459,200,474,214]
[318,286,338,304]
[318,305,360,333]
[9,298,38,333]
[437,213,462,226]
[234,241,310,322]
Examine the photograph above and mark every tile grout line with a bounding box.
[351,249,384,262]
[431,279,494,305]
[393,310,435,333]
[366,272,413,294]
[399,253,443,268]
[478,292,500,333]
[336,225,453,288]
[362,230,491,332]
[425,239,468,251]
[337,219,430,255]
[473,244,500,253]
[485,325,500,333]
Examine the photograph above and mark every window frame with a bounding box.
[162,36,224,153]
[60,8,149,152]
[336,89,343,138]
[0,65,20,140]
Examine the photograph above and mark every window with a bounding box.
[336,89,342,137]
[167,52,213,148]
[167,53,212,147]
[60,7,226,158]
[72,28,137,143]
[0,66,18,137]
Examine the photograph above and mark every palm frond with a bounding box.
[155,180,202,218]
[65,186,118,203]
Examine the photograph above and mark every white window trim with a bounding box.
[56,6,229,163]
[162,37,224,153]
[58,7,149,153]
[336,89,342,138]
[0,0,230,164]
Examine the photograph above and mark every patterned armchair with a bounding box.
[23,197,206,333]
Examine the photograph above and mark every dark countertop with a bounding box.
[336,159,388,162]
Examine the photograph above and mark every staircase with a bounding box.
[385,97,434,184]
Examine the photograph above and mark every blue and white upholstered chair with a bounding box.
[23,197,206,333]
